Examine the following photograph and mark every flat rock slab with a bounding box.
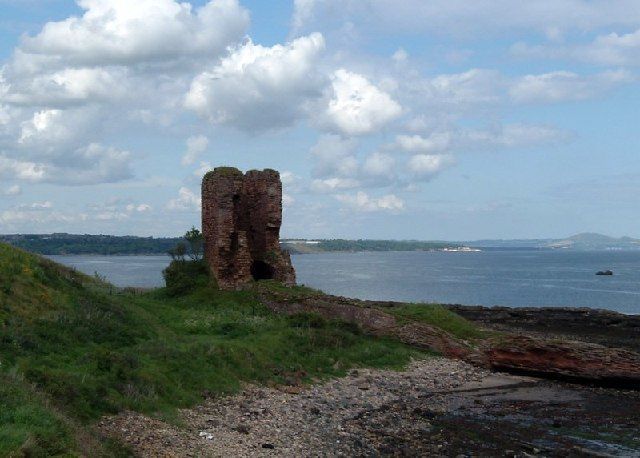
[98,358,640,457]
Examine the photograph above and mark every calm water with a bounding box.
[50,250,640,314]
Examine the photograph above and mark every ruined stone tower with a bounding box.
[201,167,296,290]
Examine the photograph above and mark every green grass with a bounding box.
[387,303,486,340]
[0,373,74,457]
[0,243,423,455]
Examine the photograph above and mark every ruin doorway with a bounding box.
[251,260,274,281]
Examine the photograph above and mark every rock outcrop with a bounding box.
[202,167,296,290]
[257,287,640,388]
[483,335,640,387]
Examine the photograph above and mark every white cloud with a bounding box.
[282,193,295,208]
[13,107,103,159]
[0,208,87,226]
[395,133,452,154]
[510,70,634,104]
[29,201,53,209]
[392,48,408,64]
[362,152,395,179]
[0,156,46,181]
[21,0,249,65]
[310,177,361,193]
[0,0,253,189]
[512,29,640,67]
[193,161,213,178]
[19,109,69,144]
[407,69,504,117]
[182,134,209,166]
[186,33,326,131]
[280,171,297,186]
[396,124,568,154]
[0,105,10,125]
[61,143,133,185]
[583,29,640,66]
[323,69,401,135]
[311,134,359,178]
[5,67,128,106]
[3,185,21,196]
[407,154,454,180]
[167,187,201,211]
[126,203,152,213]
[0,143,133,185]
[336,191,404,212]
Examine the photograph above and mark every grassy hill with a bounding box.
[0,243,424,456]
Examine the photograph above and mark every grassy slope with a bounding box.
[387,303,488,341]
[0,244,423,456]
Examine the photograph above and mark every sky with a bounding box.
[0,0,638,240]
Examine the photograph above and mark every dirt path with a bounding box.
[98,358,640,457]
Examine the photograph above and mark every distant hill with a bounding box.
[0,233,181,255]
[469,233,640,251]
[545,233,640,250]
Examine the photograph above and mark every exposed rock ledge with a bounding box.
[259,288,640,388]
[447,305,640,352]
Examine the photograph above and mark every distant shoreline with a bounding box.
[2,232,640,255]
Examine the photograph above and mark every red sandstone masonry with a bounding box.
[202,167,296,290]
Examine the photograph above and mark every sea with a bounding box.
[49,249,640,314]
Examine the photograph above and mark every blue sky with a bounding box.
[0,0,638,240]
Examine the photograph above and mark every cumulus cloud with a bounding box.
[322,69,401,135]
[15,108,100,154]
[510,70,634,104]
[21,0,249,65]
[186,33,326,131]
[0,143,133,185]
[0,0,253,190]
[335,191,404,212]
[167,187,201,211]
[59,143,133,185]
[407,154,454,181]
[181,135,209,166]
[5,67,129,107]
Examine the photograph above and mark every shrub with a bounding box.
[162,260,211,296]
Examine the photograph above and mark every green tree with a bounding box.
[184,227,204,261]
[167,242,187,261]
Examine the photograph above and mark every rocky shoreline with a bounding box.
[99,358,640,457]
[447,305,640,352]
[96,298,640,456]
